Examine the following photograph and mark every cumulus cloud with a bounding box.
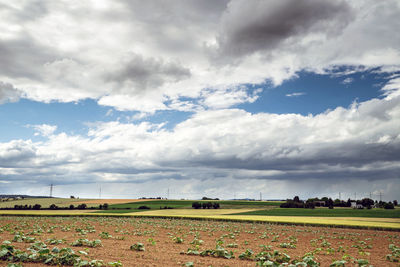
[0,1,398,112]
[381,77,400,99]
[105,53,191,94]
[31,124,57,137]
[200,86,262,109]
[215,0,353,60]
[0,81,21,104]
[1,1,400,199]
[1,88,400,198]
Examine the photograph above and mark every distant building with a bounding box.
[351,201,364,209]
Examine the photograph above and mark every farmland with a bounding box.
[0,198,97,209]
[0,216,399,266]
[1,199,399,230]
[232,207,400,218]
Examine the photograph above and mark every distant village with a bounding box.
[281,196,397,209]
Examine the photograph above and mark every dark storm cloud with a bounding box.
[0,35,57,79]
[216,0,353,59]
[106,53,191,92]
[155,140,400,174]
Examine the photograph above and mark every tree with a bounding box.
[346,198,352,207]
[394,200,398,206]
[326,198,334,208]
[384,202,395,209]
[361,198,374,208]
[305,201,315,209]
[77,204,87,209]
[49,204,58,210]
[213,202,220,209]
[192,202,201,209]
[69,204,75,209]
[32,204,41,210]
[293,196,300,202]
[103,203,109,209]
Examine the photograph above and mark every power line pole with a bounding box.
[369,192,372,199]
[379,192,382,202]
[167,188,169,199]
[50,184,53,198]
[99,185,101,199]
[260,192,262,201]
[354,192,356,200]
[339,192,341,200]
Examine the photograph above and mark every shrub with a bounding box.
[305,201,315,209]
[384,202,395,209]
[280,201,304,208]
[138,205,150,210]
[32,204,41,210]
[77,204,87,209]
[192,202,201,209]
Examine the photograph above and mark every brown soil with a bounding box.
[0,216,399,266]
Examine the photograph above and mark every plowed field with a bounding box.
[0,216,398,266]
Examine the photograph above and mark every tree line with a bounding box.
[0,203,110,210]
[280,196,397,209]
[192,202,220,209]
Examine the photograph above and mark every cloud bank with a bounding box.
[0,0,399,112]
[0,0,399,199]
[1,87,399,199]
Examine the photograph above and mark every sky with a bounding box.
[0,0,400,201]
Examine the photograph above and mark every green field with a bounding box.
[1,198,399,230]
[233,207,400,218]
[101,199,284,212]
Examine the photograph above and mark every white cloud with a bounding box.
[341,77,354,84]
[381,77,400,99]
[31,124,57,137]
[1,1,400,200]
[1,89,399,199]
[200,86,262,109]
[0,81,22,104]
[286,92,306,97]
[0,1,399,111]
